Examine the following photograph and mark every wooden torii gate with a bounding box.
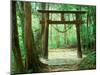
[38,10,86,59]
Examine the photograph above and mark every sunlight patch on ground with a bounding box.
[49,48,79,59]
[48,48,84,65]
[40,48,86,65]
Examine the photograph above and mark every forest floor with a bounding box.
[40,48,86,72]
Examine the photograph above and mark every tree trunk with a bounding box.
[64,25,67,48]
[17,1,25,56]
[19,2,25,43]
[40,3,49,59]
[24,2,47,72]
[86,7,90,49]
[93,7,96,50]
[56,25,60,48]
[24,2,34,70]
[50,6,52,48]
[50,25,52,47]
[12,1,24,73]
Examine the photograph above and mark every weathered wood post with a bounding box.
[75,13,82,58]
[44,13,49,59]
[41,12,45,57]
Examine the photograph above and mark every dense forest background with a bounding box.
[11,1,96,74]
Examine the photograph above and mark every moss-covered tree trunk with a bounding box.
[17,1,25,43]
[12,1,24,73]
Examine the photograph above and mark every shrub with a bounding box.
[79,51,96,70]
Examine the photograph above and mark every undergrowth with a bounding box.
[79,51,96,70]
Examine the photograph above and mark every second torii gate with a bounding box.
[38,10,86,59]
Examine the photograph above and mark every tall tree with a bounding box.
[17,1,25,43]
[24,1,34,71]
[62,5,67,48]
[86,6,90,49]
[24,2,46,72]
[56,25,60,48]
[12,1,24,73]
[40,3,49,58]
[49,5,53,48]
[92,7,96,50]
[64,25,67,47]
[50,24,52,47]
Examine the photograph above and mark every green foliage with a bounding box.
[79,51,96,70]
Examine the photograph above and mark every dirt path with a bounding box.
[40,48,86,72]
